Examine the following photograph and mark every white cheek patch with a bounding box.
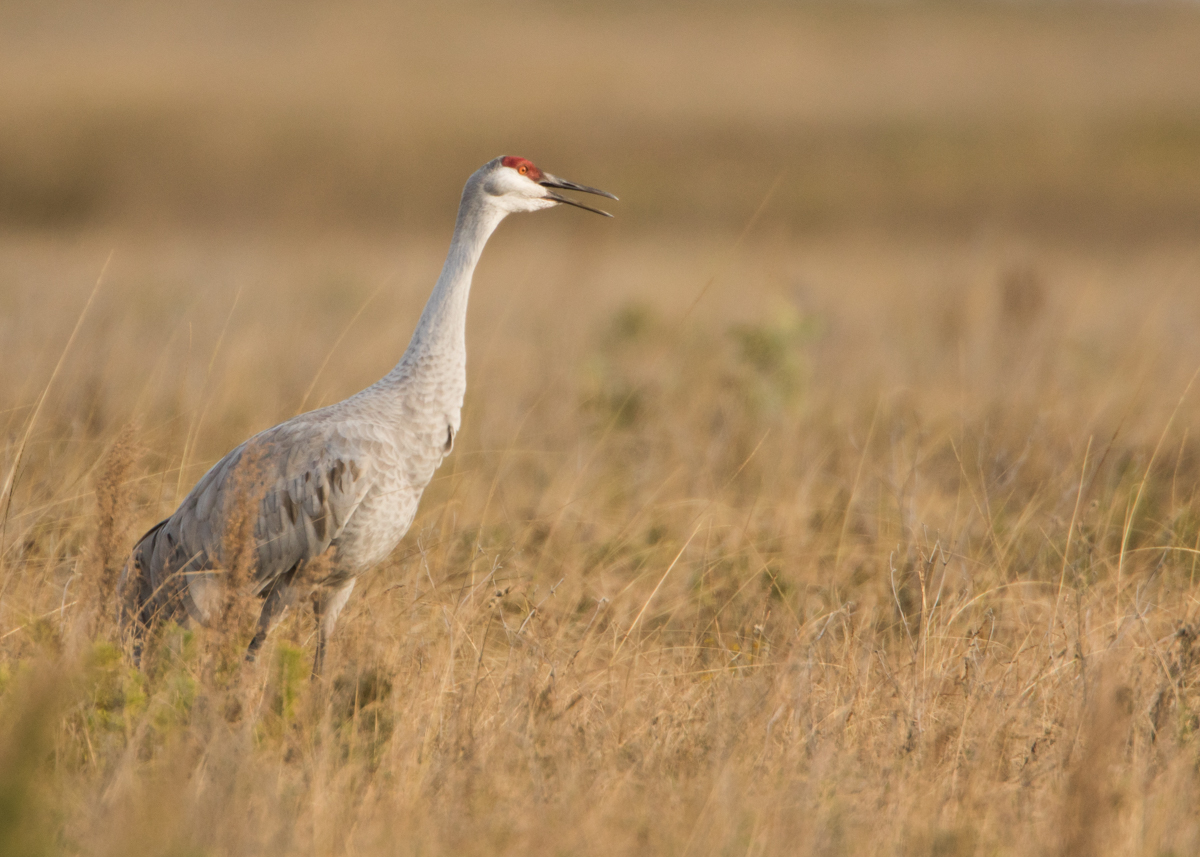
[485,169,556,214]
[492,169,534,196]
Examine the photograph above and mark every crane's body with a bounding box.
[118,156,615,674]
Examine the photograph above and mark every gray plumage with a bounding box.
[118,156,616,674]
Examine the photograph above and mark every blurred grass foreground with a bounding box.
[4,1,1200,855]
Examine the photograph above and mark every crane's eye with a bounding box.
[518,165,528,174]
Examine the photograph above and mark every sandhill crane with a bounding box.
[118,156,617,675]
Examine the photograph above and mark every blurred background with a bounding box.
[5,6,1200,853]
[3,0,1200,239]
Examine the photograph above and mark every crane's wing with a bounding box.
[120,420,374,629]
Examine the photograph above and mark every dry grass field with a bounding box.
[4,2,1200,855]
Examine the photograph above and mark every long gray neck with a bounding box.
[385,181,506,382]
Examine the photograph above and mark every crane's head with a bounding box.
[481,156,618,217]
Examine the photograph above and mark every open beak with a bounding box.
[539,173,618,217]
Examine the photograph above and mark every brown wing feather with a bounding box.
[118,422,370,634]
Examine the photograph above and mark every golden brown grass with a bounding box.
[3,226,1200,856]
[3,0,1200,234]
[6,1,1200,854]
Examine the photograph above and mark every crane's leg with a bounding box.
[246,574,298,662]
[311,578,356,678]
